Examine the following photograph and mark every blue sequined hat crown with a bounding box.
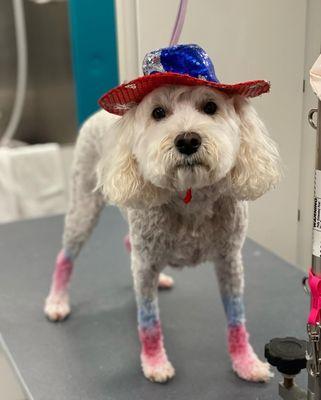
[99,43,270,116]
[143,44,219,82]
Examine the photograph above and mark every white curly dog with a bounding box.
[44,80,280,383]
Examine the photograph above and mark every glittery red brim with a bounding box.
[99,72,270,116]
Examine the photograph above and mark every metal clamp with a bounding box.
[307,324,321,377]
[309,109,318,130]
[303,276,310,295]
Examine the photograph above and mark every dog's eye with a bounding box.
[152,107,166,121]
[203,101,217,115]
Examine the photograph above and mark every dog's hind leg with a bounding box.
[214,252,272,382]
[124,233,174,289]
[131,253,175,383]
[44,122,105,322]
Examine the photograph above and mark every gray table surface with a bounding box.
[0,207,308,400]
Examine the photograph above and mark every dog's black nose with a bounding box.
[174,132,201,155]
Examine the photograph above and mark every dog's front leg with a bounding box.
[131,254,175,383]
[214,252,272,382]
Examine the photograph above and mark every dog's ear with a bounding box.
[96,111,168,208]
[230,97,281,200]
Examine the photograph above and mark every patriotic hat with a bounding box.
[99,44,270,116]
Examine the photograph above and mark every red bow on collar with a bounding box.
[183,188,192,204]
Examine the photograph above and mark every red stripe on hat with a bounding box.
[99,73,270,116]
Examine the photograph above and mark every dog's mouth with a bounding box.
[176,159,209,171]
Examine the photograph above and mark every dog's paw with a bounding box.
[141,355,175,383]
[44,293,71,322]
[231,351,273,382]
[158,273,174,289]
[142,360,175,383]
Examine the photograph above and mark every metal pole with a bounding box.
[312,101,321,273]
[307,100,321,400]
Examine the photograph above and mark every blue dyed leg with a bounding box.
[131,258,175,383]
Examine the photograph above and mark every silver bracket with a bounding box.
[279,381,307,400]
[307,324,321,377]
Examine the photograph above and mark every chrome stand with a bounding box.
[307,101,321,400]
[265,101,321,400]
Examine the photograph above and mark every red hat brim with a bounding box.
[99,72,270,116]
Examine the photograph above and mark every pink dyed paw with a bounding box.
[231,350,272,382]
[158,273,174,289]
[141,354,175,383]
[44,292,71,322]
[228,324,273,382]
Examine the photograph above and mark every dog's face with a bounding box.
[97,85,280,208]
[132,86,240,192]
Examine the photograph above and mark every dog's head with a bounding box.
[97,85,281,208]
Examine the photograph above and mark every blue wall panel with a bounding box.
[68,0,119,124]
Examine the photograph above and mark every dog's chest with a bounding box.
[167,216,217,266]
[128,196,243,268]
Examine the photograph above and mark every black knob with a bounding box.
[265,337,307,375]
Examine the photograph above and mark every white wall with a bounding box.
[116,0,310,266]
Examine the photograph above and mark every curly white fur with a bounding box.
[45,85,281,384]
[96,86,280,208]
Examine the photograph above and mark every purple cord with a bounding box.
[169,0,188,46]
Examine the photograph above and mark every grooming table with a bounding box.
[0,207,308,400]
